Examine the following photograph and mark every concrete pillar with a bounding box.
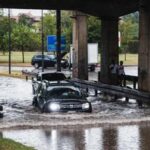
[100,18,119,84]
[139,4,150,92]
[72,11,88,80]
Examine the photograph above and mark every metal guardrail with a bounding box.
[22,69,43,81]
[68,78,150,104]
[98,72,138,89]
[22,69,37,78]
[123,75,138,89]
[22,69,150,105]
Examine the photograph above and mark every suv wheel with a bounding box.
[0,105,3,111]
[0,113,3,118]
[62,65,67,69]
[32,97,38,107]
[34,63,39,68]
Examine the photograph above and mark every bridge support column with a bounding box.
[139,5,150,92]
[72,11,88,80]
[100,18,119,84]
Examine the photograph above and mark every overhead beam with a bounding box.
[0,0,139,17]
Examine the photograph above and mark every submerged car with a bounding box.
[31,54,69,69]
[33,82,92,113]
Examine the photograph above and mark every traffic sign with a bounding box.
[47,35,66,51]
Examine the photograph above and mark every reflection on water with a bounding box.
[118,126,140,150]
[85,128,103,150]
[1,125,150,150]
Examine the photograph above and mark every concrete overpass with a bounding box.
[1,0,150,93]
[0,0,139,17]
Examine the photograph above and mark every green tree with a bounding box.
[61,11,72,51]
[12,24,40,50]
[42,10,56,51]
[0,16,16,54]
[0,9,3,16]
[16,14,40,62]
[18,14,33,27]
[87,16,101,51]
[119,12,139,53]
[43,11,56,36]
[123,12,139,23]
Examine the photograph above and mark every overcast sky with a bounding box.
[4,9,48,16]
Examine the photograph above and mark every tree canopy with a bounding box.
[0,10,139,54]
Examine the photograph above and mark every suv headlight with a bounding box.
[49,103,60,111]
[61,59,65,62]
[82,103,90,109]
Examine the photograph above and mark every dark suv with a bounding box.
[32,81,92,113]
[31,54,69,69]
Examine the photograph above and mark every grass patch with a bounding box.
[0,138,35,150]
[0,51,138,66]
[119,54,138,65]
[0,52,38,63]
[0,71,26,79]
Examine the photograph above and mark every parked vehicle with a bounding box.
[32,81,92,113]
[87,43,98,71]
[31,54,69,69]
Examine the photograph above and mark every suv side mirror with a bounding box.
[82,92,88,98]
[67,76,71,79]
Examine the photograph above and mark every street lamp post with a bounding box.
[8,8,11,74]
[56,9,61,72]
[41,9,44,72]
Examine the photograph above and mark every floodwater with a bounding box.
[1,66,150,150]
[1,125,150,150]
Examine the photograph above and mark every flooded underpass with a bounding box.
[1,69,150,150]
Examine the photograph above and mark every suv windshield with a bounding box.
[48,55,56,60]
[45,87,82,99]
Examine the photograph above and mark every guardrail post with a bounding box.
[133,79,136,89]
[125,97,129,102]
[95,90,98,96]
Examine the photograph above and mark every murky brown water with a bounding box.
[1,67,150,150]
[1,124,150,150]
[0,76,149,129]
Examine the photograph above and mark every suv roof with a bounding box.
[37,71,66,81]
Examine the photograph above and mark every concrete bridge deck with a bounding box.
[0,0,139,17]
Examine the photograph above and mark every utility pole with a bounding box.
[41,9,44,72]
[8,8,11,74]
[56,9,61,72]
